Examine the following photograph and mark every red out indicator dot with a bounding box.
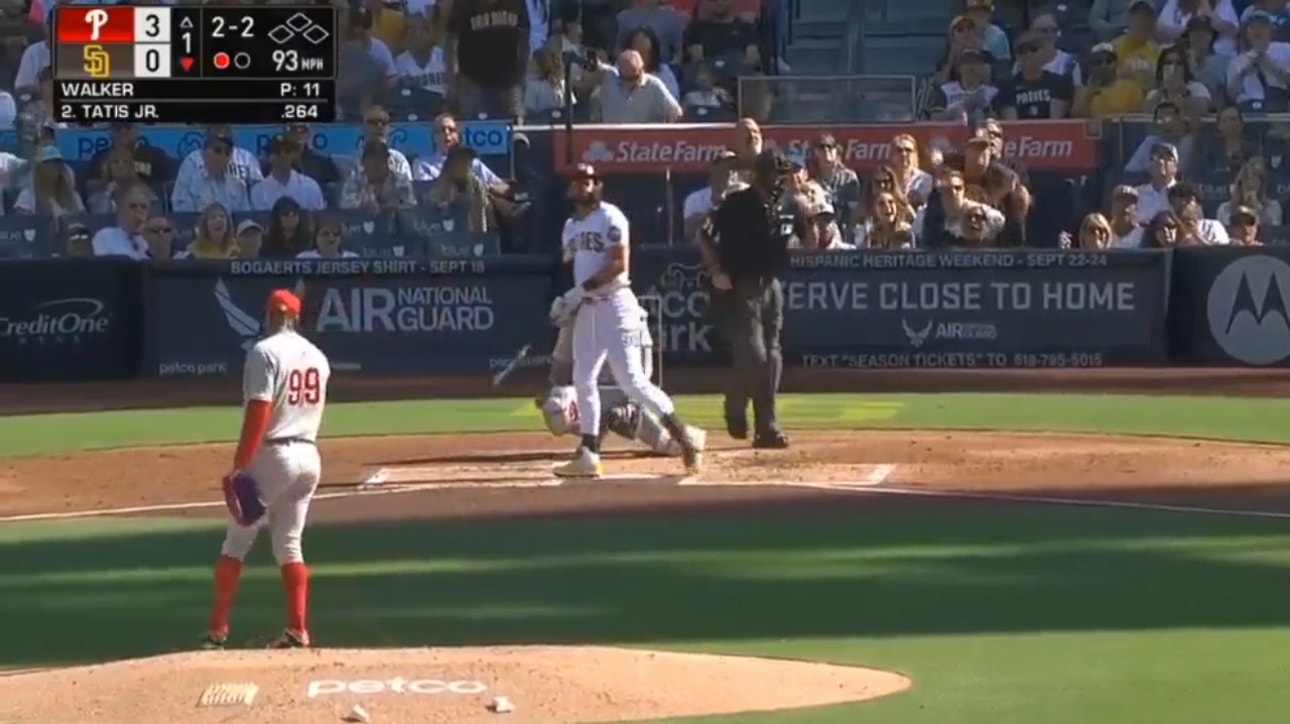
[213,52,231,70]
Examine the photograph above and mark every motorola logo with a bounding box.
[1206,255,1290,365]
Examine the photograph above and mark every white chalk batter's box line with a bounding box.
[6,464,1290,523]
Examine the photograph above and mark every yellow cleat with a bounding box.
[683,450,702,477]
[553,447,603,479]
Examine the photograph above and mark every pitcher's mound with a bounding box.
[0,646,910,723]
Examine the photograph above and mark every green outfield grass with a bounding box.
[2,394,1289,723]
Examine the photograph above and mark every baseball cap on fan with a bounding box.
[568,163,601,181]
[266,289,302,317]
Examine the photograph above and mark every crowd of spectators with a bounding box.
[8,0,1290,255]
[896,0,1290,247]
[0,0,781,260]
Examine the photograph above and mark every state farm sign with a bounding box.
[551,121,1099,173]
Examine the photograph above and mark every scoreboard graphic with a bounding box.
[52,6,337,123]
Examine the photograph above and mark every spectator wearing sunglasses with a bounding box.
[170,131,250,213]
[1169,182,1230,245]
[1067,212,1113,249]
[1143,209,1182,248]
[141,215,176,260]
[92,185,152,260]
[174,125,262,188]
[974,118,1031,186]
[251,135,327,211]
[60,223,93,259]
[1228,205,1262,244]
[1011,14,1083,86]
[1073,43,1144,117]
[994,30,1074,118]
[1107,185,1145,248]
[413,113,504,184]
[806,134,860,226]
[360,106,412,179]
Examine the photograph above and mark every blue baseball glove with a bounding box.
[222,471,266,526]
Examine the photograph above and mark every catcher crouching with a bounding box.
[538,293,706,458]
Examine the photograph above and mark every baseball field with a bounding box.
[2,368,1290,723]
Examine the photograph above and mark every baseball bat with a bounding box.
[491,344,532,387]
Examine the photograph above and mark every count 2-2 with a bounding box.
[211,15,254,37]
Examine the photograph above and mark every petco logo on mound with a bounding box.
[0,298,111,343]
[306,678,488,698]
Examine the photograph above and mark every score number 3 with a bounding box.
[286,368,321,406]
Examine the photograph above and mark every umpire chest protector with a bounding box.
[711,187,792,280]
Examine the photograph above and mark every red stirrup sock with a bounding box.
[207,555,243,636]
[280,562,310,634]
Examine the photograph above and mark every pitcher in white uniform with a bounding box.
[552,163,702,478]
[202,288,331,650]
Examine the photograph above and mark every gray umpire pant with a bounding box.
[714,276,784,434]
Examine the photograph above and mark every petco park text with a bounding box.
[316,285,495,333]
[306,678,488,698]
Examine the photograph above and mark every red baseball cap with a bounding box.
[266,289,301,316]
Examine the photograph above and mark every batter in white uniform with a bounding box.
[552,163,701,478]
[203,288,331,650]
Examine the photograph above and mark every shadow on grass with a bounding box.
[2,502,1290,667]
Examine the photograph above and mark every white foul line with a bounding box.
[846,485,1290,522]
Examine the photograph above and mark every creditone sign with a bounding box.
[547,120,1099,173]
[306,679,488,698]
[0,259,143,382]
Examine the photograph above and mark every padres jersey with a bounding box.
[243,330,332,442]
[561,202,631,292]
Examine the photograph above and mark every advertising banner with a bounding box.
[144,256,554,377]
[1171,246,1290,366]
[58,121,514,165]
[0,259,144,381]
[632,247,1170,368]
[545,120,1101,174]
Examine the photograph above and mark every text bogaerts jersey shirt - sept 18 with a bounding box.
[243,331,332,442]
[561,202,631,293]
